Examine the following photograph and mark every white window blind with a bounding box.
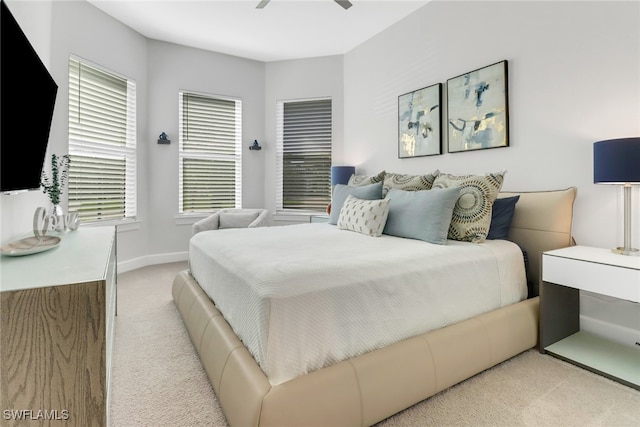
[68,56,136,223]
[179,91,242,213]
[276,98,332,212]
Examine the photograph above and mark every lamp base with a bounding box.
[611,247,640,256]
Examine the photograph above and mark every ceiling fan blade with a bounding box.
[334,0,353,9]
[258,0,351,10]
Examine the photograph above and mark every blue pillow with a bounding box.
[329,182,383,225]
[487,195,520,240]
[383,187,460,244]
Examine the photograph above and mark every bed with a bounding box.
[172,186,577,426]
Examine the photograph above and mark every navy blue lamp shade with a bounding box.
[593,138,640,184]
[331,166,356,186]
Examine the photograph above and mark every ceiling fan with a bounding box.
[257,0,353,10]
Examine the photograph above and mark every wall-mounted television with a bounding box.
[1,0,58,194]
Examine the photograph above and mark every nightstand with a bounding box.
[540,245,640,390]
[310,214,330,223]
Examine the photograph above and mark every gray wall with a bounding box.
[145,40,265,263]
[264,56,345,223]
[0,1,342,270]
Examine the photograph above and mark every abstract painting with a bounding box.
[398,83,442,158]
[447,60,509,153]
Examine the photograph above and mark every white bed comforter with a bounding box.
[189,223,527,385]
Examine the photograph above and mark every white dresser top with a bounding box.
[0,226,115,292]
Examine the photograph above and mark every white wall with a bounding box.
[344,0,640,251]
[343,0,640,340]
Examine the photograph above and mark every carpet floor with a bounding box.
[110,261,640,426]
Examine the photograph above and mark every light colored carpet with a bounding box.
[110,261,640,427]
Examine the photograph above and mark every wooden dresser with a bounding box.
[1,226,116,426]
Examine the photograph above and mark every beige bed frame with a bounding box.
[172,187,577,426]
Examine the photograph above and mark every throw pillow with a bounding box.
[348,170,386,187]
[383,187,460,244]
[218,211,260,229]
[432,171,505,243]
[487,195,520,240]
[329,182,383,225]
[382,170,439,196]
[337,195,390,237]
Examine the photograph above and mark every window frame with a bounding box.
[276,97,333,214]
[178,90,243,215]
[67,55,137,225]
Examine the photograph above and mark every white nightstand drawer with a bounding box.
[543,254,640,302]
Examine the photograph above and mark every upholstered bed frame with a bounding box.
[172,187,577,426]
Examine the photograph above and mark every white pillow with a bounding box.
[337,195,390,237]
[218,211,259,229]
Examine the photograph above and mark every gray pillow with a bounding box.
[329,182,383,225]
[383,187,461,244]
[219,211,259,229]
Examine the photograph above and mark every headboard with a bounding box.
[498,187,577,297]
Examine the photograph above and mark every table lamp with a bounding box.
[593,137,640,255]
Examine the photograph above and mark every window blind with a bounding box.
[179,91,242,213]
[276,98,332,212]
[68,57,136,222]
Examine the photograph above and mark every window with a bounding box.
[179,91,242,213]
[276,98,332,212]
[68,56,136,223]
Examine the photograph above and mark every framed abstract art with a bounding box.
[398,83,442,158]
[447,60,509,153]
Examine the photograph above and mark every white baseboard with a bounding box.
[117,251,188,274]
[580,315,640,349]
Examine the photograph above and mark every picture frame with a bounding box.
[447,60,509,153]
[398,83,442,158]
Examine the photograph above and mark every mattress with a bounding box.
[189,223,527,385]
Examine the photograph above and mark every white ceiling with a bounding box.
[87,0,432,62]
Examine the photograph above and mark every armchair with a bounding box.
[192,208,269,235]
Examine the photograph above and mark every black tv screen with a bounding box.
[1,0,58,193]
